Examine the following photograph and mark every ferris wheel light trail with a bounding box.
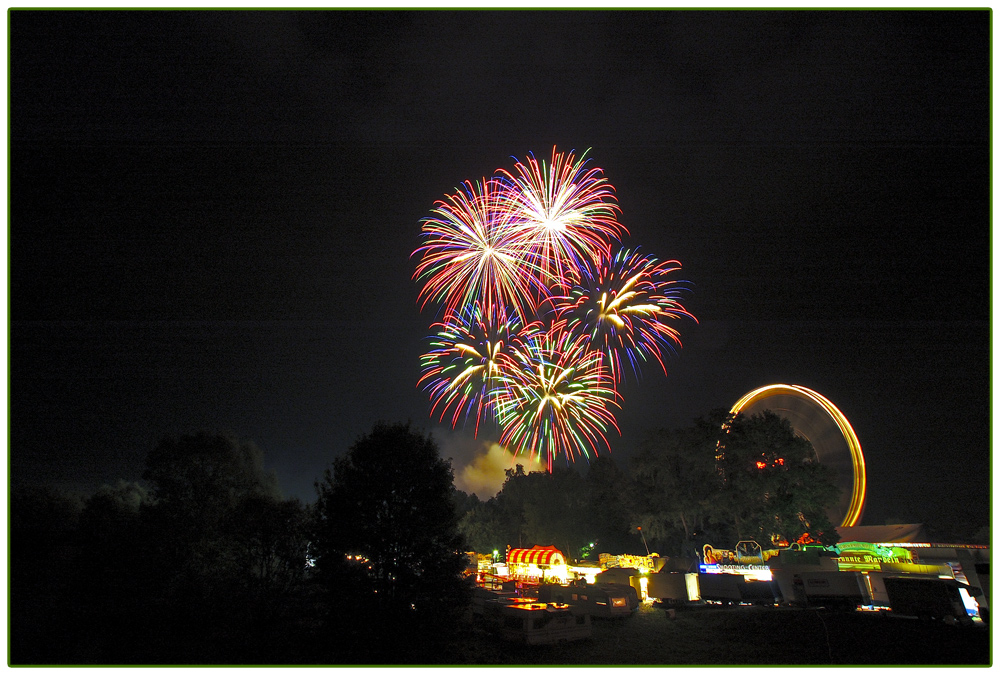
[730,384,866,527]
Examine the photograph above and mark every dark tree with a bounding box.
[312,421,471,661]
[9,485,85,664]
[462,465,592,558]
[451,487,482,518]
[137,432,308,663]
[77,481,150,582]
[227,495,311,611]
[76,480,150,584]
[458,464,616,561]
[630,419,720,557]
[716,410,841,546]
[494,463,529,547]
[142,432,283,597]
[583,456,637,556]
[457,495,509,556]
[64,481,162,663]
[143,431,281,521]
[519,467,590,557]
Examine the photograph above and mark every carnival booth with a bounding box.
[697,534,988,621]
[506,545,568,583]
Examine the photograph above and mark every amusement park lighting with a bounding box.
[730,383,866,527]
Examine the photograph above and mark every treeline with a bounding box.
[11,423,470,665]
[12,410,983,664]
[10,411,845,664]
[454,409,846,563]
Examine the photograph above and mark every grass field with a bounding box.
[445,603,991,666]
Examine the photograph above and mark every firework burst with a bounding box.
[557,248,697,383]
[413,148,694,470]
[418,305,538,436]
[413,177,548,324]
[490,326,621,473]
[498,147,625,292]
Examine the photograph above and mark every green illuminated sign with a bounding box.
[832,541,912,562]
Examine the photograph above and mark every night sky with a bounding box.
[10,10,991,533]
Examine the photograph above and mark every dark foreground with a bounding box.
[13,600,990,665]
[445,603,991,666]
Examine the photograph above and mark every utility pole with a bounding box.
[637,526,650,556]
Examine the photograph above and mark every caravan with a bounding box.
[481,599,592,645]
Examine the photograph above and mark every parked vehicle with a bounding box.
[645,572,696,604]
[470,586,520,618]
[536,582,638,618]
[882,577,976,625]
[698,572,781,606]
[771,570,865,609]
[481,599,592,645]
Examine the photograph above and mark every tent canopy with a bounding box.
[507,545,566,567]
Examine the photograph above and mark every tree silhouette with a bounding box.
[312,421,471,662]
[457,463,631,560]
[142,433,283,597]
[584,455,640,555]
[9,485,85,664]
[716,410,841,546]
[138,432,308,663]
[457,494,509,556]
[518,468,590,556]
[630,418,720,556]
[228,495,310,600]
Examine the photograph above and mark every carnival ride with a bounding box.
[730,384,866,527]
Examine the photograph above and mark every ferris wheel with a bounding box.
[730,384,866,527]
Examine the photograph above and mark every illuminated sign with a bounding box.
[832,541,913,568]
[599,552,661,574]
[835,554,906,566]
[700,563,773,581]
[702,544,781,565]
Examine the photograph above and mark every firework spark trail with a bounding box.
[418,305,538,437]
[413,177,548,324]
[497,148,626,293]
[556,248,698,383]
[490,326,621,473]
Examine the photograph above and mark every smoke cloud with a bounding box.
[455,441,545,498]
[434,426,544,499]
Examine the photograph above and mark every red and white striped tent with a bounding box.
[506,545,566,567]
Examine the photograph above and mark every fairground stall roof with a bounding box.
[507,545,566,566]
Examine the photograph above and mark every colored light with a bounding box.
[730,384,866,527]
